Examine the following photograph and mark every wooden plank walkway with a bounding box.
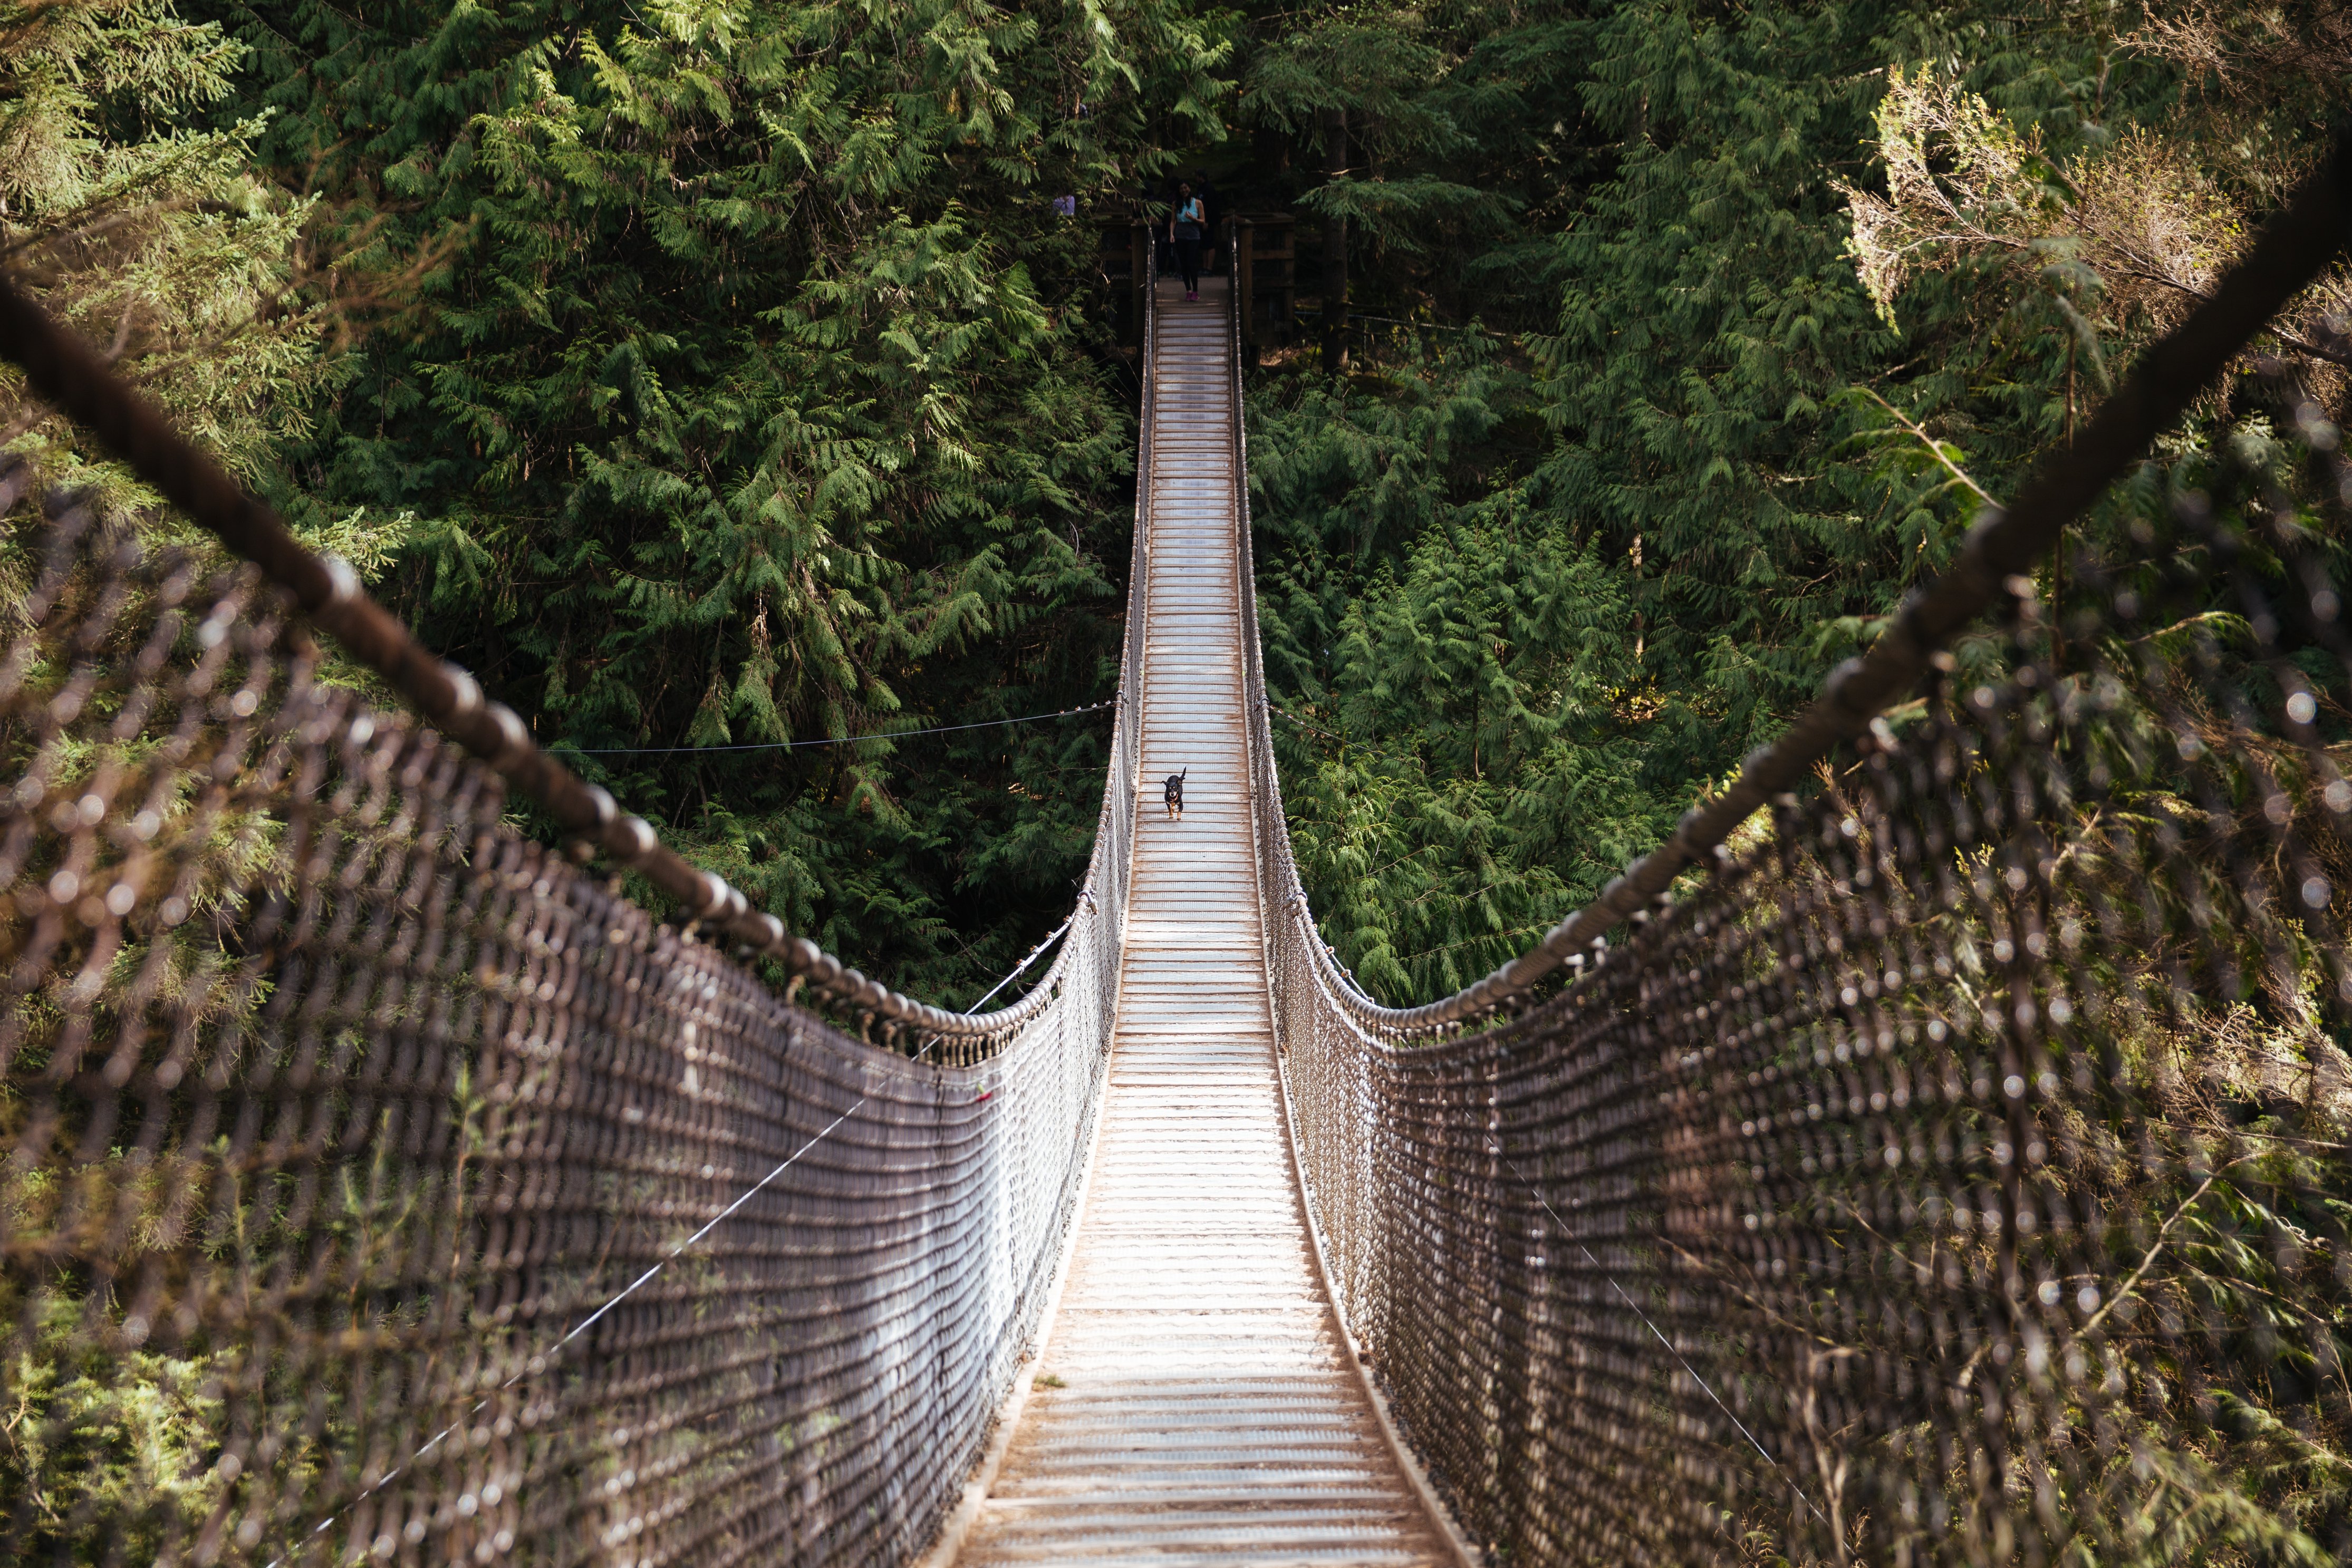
[953,280,1455,1566]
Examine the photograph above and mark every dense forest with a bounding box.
[4,0,2348,1008]
[1239,1,2352,999]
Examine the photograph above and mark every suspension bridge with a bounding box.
[938,282,1461,1568]
[2,148,2350,1568]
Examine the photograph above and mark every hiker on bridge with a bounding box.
[1170,182,1205,302]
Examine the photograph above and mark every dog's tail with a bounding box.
[1178,768,1187,782]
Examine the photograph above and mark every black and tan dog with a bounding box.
[1162,768,1187,821]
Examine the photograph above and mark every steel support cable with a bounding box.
[0,274,1116,1049]
[1262,696,1345,742]
[507,880,1068,1374]
[268,1095,871,1568]
[1266,134,2352,1031]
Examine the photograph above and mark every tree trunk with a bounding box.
[1320,108,1348,373]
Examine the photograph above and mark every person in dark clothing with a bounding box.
[1170,182,1205,301]
[1190,169,1219,271]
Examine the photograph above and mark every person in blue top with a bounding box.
[1169,181,1205,302]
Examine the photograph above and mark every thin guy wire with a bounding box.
[562,700,1114,755]
[1487,1143,1833,1532]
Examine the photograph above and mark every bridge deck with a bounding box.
[955,280,1453,1566]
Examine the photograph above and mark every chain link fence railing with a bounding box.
[1243,157,2352,1563]
[0,252,1158,1566]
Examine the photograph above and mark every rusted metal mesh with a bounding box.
[1259,362,2352,1560]
[0,464,1127,1566]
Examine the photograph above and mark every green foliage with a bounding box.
[1245,0,2351,1009]
[0,0,390,536]
[1249,0,1936,999]
[0,1294,229,1560]
[176,0,1227,999]
[1234,0,1588,318]
[1,16,359,1548]
[1252,335,1664,996]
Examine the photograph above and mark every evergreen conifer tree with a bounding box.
[184,0,1228,997]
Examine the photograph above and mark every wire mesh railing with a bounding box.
[0,249,1158,1565]
[1242,154,2352,1562]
